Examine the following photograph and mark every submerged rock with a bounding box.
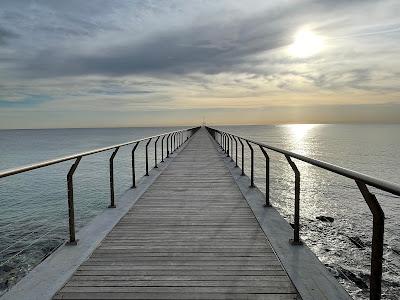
[339,267,368,290]
[326,264,368,290]
[316,215,334,222]
[392,248,400,255]
[0,279,8,290]
[348,236,365,249]
[0,265,12,275]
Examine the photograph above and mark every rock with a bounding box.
[0,279,9,290]
[0,265,13,274]
[316,215,334,222]
[338,267,368,290]
[348,236,365,249]
[392,248,400,255]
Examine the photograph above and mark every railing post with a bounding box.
[259,146,271,207]
[109,147,120,208]
[246,141,255,187]
[169,133,175,154]
[66,156,81,245]
[161,135,166,162]
[285,155,302,245]
[224,133,228,155]
[356,181,384,300]
[131,142,139,188]
[238,138,245,176]
[228,134,234,162]
[145,138,151,176]
[171,133,174,153]
[174,132,177,150]
[233,136,238,167]
[154,136,160,168]
[166,134,171,157]
[226,133,230,157]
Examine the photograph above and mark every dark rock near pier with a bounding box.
[326,264,368,290]
[392,248,400,255]
[316,215,334,222]
[340,268,368,290]
[348,236,365,249]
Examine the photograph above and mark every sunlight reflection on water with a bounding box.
[217,124,400,300]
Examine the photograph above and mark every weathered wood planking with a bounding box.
[53,128,298,299]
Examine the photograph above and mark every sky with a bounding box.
[0,0,400,128]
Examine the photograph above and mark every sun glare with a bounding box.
[288,29,324,58]
[285,124,317,141]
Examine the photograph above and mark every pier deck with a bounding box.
[53,128,298,299]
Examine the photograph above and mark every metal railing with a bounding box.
[0,127,200,246]
[206,126,400,300]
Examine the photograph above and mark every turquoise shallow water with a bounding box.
[0,124,399,299]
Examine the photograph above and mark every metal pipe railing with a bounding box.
[205,126,400,300]
[0,127,200,246]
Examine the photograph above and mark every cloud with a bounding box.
[0,27,18,45]
[23,10,297,77]
[0,95,51,108]
[0,0,400,128]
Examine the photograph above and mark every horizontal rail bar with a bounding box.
[207,127,400,197]
[0,127,199,179]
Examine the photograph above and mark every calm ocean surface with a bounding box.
[0,124,399,299]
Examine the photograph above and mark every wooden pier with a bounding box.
[53,128,298,299]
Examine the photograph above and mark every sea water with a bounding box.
[0,124,399,299]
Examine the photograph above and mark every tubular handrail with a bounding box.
[207,127,400,197]
[1,126,200,247]
[0,127,198,179]
[206,126,399,300]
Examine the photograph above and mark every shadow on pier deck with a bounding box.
[2,127,351,300]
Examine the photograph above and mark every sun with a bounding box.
[288,29,324,58]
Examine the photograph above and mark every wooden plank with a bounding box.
[54,292,297,300]
[53,128,298,299]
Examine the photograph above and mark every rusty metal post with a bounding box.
[145,138,151,176]
[238,138,245,176]
[285,155,302,245]
[161,135,166,162]
[224,133,228,155]
[154,136,160,168]
[259,146,270,207]
[246,141,255,187]
[222,132,225,152]
[166,133,171,157]
[226,133,230,157]
[109,147,120,208]
[172,133,175,153]
[233,136,238,167]
[66,156,81,245]
[356,181,384,300]
[228,134,234,162]
[131,142,140,188]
